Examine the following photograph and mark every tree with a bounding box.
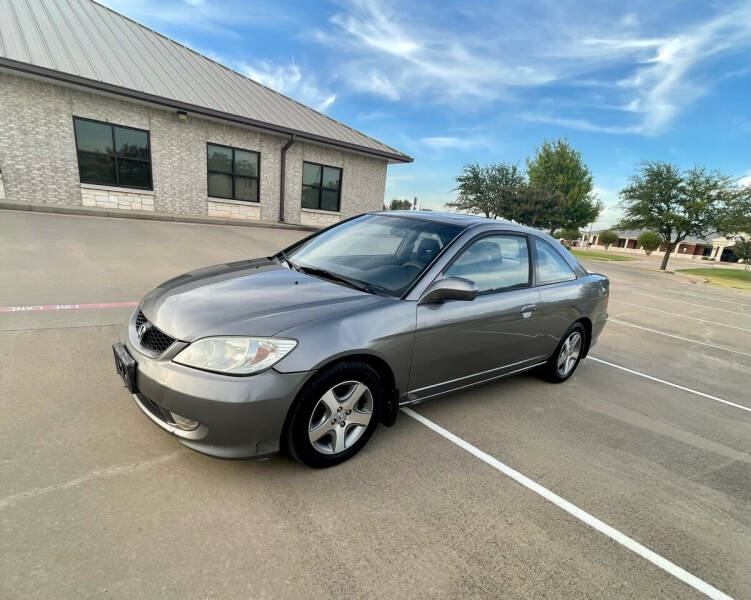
[511,184,566,230]
[598,230,619,250]
[618,161,746,271]
[637,231,662,256]
[447,162,525,219]
[526,139,602,233]
[557,228,582,243]
[389,198,412,211]
[731,235,751,269]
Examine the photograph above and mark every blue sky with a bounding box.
[103,0,749,228]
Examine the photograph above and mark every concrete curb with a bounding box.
[0,201,319,232]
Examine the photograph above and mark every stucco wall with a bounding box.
[0,71,389,224]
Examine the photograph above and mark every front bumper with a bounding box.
[121,324,311,459]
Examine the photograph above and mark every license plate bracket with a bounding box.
[113,343,138,394]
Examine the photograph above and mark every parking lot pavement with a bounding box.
[1,211,749,599]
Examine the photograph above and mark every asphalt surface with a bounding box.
[1,210,749,599]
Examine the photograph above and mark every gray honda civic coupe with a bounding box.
[113,211,609,467]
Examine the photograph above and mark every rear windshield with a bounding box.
[288,215,465,296]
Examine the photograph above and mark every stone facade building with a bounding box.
[0,0,410,228]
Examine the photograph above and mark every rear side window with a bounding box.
[445,234,530,293]
[533,238,576,285]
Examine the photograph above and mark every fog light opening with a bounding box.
[169,411,199,431]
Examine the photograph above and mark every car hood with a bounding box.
[139,258,385,341]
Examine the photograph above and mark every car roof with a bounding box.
[371,210,538,234]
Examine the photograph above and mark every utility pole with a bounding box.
[413,197,418,210]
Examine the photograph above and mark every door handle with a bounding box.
[520,304,537,318]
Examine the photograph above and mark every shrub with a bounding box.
[637,231,662,256]
[598,230,619,250]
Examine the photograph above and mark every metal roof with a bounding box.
[0,0,412,163]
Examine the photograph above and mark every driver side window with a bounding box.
[444,234,530,293]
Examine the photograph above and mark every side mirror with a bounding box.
[419,277,478,304]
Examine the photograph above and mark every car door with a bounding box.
[407,233,547,402]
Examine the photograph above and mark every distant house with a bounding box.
[587,229,739,261]
[0,0,411,227]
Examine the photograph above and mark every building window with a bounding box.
[73,117,152,189]
[207,143,259,202]
[302,161,342,212]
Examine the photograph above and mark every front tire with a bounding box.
[540,323,586,383]
[284,361,382,468]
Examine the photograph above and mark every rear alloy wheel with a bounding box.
[286,362,382,467]
[540,323,586,383]
[557,331,582,378]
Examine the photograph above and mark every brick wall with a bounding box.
[81,184,154,211]
[207,199,261,220]
[0,71,390,225]
[300,208,341,227]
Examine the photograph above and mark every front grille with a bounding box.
[135,310,175,355]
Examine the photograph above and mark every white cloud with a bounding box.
[421,136,488,150]
[521,114,641,135]
[571,5,750,135]
[591,187,623,230]
[317,0,557,104]
[101,0,291,37]
[312,0,749,135]
[239,61,337,112]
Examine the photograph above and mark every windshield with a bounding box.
[286,214,465,297]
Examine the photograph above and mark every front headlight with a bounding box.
[173,337,297,375]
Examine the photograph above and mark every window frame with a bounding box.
[206,142,261,203]
[441,231,534,295]
[530,236,578,286]
[72,116,152,190]
[301,160,343,212]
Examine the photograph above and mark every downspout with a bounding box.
[279,134,295,222]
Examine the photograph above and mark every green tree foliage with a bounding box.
[618,161,747,270]
[557,228,582,243]
[447,162,525,219]
[389,198,413,210]
[512,184,566,231]
[731,236,751,269]
[598,230,619,250]
[526,139,602,233]
[636,230,662,256]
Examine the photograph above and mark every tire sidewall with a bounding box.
[287,362,383,468]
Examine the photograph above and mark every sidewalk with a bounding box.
[0,200,318,232]
[576,247,747,269]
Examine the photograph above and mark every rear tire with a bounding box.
[539,323,586,383]
[284,361,382,468]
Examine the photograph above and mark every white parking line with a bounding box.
[662,288,751,307]
[588,357,751,413]
[607,318,751,358]
[611,300,751,333]
[402,407,734,600]
[628,291,751,316]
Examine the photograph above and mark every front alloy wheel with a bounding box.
[285,361,382,467]
[308,381,374,454]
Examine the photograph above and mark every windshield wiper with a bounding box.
[276,250,298,271]
[296,265,375,294]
